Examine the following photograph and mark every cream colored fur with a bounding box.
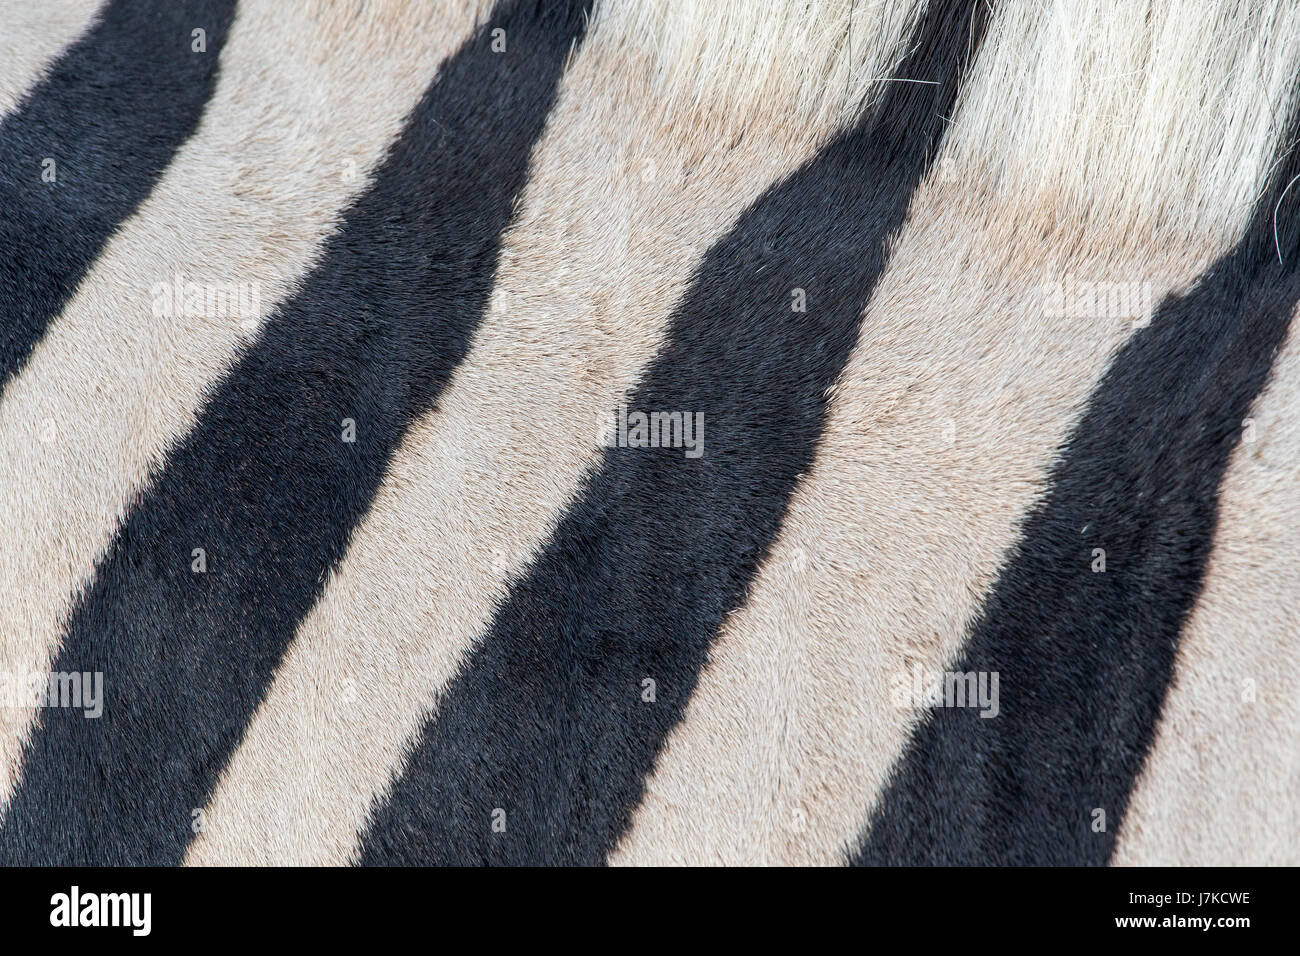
[614,0,1300,865]
[1115,316,1300,866]
[0,0,493,807]
[2,0,1297,866]
[0,0,103,117]
[186,0,927,867]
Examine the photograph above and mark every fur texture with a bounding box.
[617,0,1300,866]
[0,0,491,811]
[0,0,236,391]
[189,0,930,867]
[0,0,1297,866]
[0,0,102,117]
[0,0,577,865]
[1114,313,1300,866]
[854,112,1300,864]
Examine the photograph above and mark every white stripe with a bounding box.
[613,0,1300,865]
[0,0,104,118]
[184,0,926,867]
[1115,313,1300,866]
[0,0,491,807]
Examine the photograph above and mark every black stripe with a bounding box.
[0,0,236,393]
[357,1,991,866]
[852,106,1300,866]
[0,0,591,866]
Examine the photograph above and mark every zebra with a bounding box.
[0,0,1296,866]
